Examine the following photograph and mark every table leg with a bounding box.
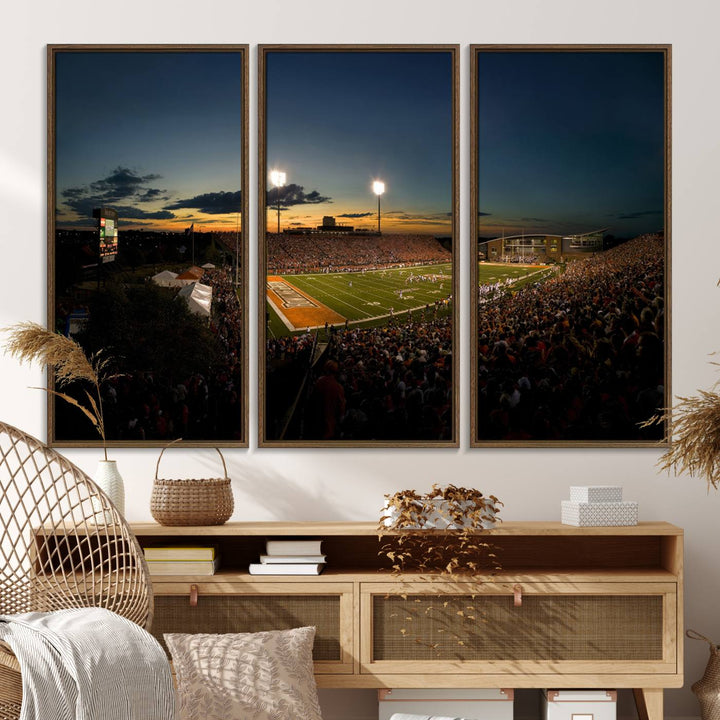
[634,688,663,720]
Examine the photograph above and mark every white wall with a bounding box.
[1,1,719,717]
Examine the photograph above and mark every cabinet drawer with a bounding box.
[151,581,354,674]
[361,582,677,676]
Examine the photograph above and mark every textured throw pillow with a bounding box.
[164,626,322,720]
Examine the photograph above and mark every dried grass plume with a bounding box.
[644,389,720,490]
[4,321,102,385]
[2,322,110,458]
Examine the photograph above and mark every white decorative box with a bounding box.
[570,486,623,503]
[542,689,616,720]
[561,500,638,527]
[378,688,513,720]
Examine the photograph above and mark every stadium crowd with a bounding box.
[476,234,665,441]
[99,267,244,441]
[266,316,453,441]
[267,233,450,274]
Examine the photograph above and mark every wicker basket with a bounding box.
[688,629,720,720]
[150,440,234,526]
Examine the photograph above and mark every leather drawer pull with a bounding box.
[513,584,522,607]
[190,584,198,607]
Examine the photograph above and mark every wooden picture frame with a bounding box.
[470,45,671,447]
[258,45,459,447]
[48,45,249,447]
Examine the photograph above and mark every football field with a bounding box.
[267,261,551,337]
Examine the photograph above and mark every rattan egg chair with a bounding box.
[0,422,153,719]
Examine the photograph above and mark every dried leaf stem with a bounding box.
[378,484,503,576]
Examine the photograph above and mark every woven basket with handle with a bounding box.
[150,439,234,526]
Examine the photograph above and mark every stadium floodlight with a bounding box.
[270,170,286,234]
[372,180,385,235]
[270,170,286,188]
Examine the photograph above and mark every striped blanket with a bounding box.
[0,608,176,720]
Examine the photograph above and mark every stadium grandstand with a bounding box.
[267,232,451,274]
[476,233,665,442]
[478,228,606,263]
[266,314,453,442]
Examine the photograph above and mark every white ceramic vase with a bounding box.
[93,459,125,516]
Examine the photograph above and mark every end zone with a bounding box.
[267,276,345,331]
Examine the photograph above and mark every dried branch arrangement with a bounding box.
[643,388,720,490]
[378,484,503,575]
[2,322,111,459]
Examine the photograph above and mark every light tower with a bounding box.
[372,180,385,235]
[270,170,286,234]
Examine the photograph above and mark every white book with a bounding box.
[147,557,221,575]
[259,554,326,564]
[265,539,322,556]
[248,563,324,576]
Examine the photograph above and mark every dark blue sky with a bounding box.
[55,51,243,230]
[477,51,666,238]
[266,51,453,234]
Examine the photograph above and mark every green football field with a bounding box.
[267,261,552,338]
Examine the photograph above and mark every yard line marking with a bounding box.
[294,285,374,318]
[288,271,454,320]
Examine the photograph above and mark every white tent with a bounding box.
[151,270,179,287]
[178,282,212,318]
[201,262,216,269]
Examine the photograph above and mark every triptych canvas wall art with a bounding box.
[48,45,249,447]
[46,44,669,449]
[471,46,670,447]
[259,46,458,447]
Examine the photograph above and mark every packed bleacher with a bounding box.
[266,315,453,441]
[267,232,450,274]
[476,234,665,441]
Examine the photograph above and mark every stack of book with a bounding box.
[144,545,220,575]
[248,539,325,575]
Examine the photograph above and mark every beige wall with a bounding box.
[1,1,719,717]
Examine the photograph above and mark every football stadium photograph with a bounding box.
[471,46,669,446]
[49,46,248,445]
[260,46,458,446]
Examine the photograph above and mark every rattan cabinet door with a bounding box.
[151,581,354,674]
[360,581,677,678]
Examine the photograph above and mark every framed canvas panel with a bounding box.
[259,45,459,447]
[470,45,671,447]
[48,45,249,447]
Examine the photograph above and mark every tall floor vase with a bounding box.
[688,629,720,720]
[93,460,125,516]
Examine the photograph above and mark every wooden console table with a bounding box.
[131,520,683,720]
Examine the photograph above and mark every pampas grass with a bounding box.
[2,322,110,459]
[644,389,720,490]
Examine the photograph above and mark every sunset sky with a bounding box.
[54,50,243,232]
[265,50,453,235]
[477,50,666,239]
